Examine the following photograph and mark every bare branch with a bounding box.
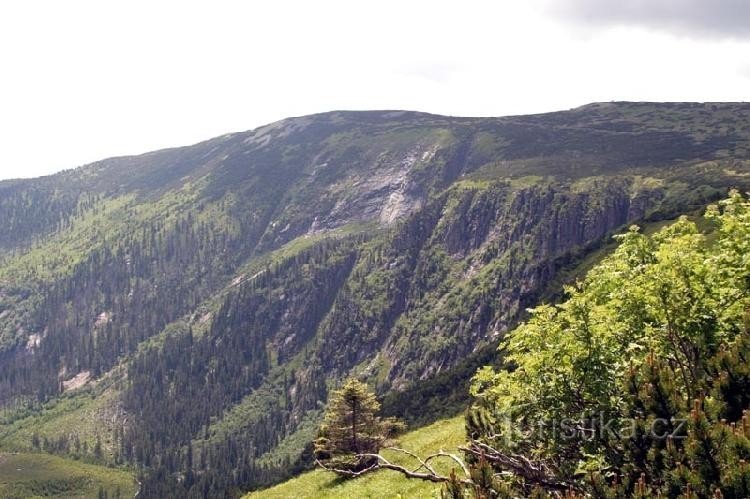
[316,451,474,486]
[317,441,576,492]
[315,459,380,478]
[423,451,471,479]
[383,446,439,476]
[460,442,577,491]
[383,447,469,478]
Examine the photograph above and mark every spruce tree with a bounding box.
[314,378,404,472]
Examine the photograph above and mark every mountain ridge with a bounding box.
[4,101,748,186]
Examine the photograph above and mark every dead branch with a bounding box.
[460,441,577,491]
[316,448,474,485]
[383,446,471,479]
[317,441,577,493]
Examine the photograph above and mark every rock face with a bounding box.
[1,103,750,494]
[319,178,665,389]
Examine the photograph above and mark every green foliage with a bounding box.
[467,191,750,496]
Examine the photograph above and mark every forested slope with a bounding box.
[261,190,750,498]
[0,103,749,496]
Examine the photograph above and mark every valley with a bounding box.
[1,102,749,496]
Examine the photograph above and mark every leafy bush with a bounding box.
[464,191,750,497]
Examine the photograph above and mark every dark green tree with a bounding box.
[315,378,404,472]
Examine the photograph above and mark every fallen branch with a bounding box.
[317,442,578,493]
[316,447,474,485]
[460,441,578,491]
[385,446,471,479]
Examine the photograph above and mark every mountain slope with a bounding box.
[1,102,749,496]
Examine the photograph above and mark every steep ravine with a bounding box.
[197,174,730,493]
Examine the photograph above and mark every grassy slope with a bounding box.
[0,452,136,498]
[247,416,465,499]
[0,379,136,498]
[0,385,121,458]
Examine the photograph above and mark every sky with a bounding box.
[0,0,749,181]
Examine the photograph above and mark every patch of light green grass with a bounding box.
[0,379,123,460]
[246,416,466,499]
[0,452,136,498]
[0,195,136,284]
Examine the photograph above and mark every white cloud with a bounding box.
[0,0,748,181]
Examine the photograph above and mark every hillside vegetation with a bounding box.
[0,452,135,498]
[464,192,750,495]
[1,103,749,496]
[265,191,750,497]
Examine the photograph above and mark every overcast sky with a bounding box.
[1,0,749,181]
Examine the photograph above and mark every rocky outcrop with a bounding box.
[378,177,666,387]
